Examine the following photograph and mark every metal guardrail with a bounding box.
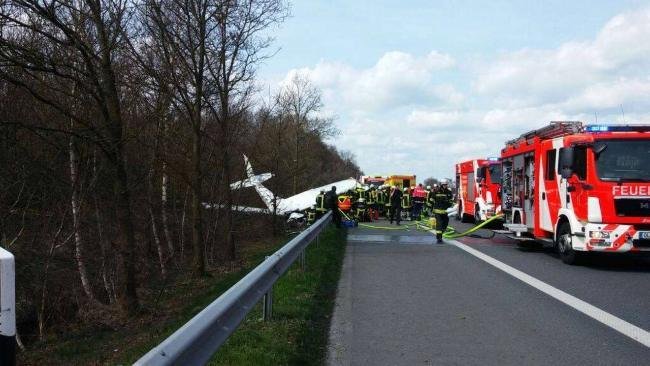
[135,211,333,366]
[0,246,16,366]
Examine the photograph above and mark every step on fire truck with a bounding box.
[500,121,650,264]
[455,158,502,223]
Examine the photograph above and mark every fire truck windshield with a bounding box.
[594,139,650,182]
[488,164,502,184]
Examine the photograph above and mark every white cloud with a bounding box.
[474,7,650,109]
[283,50,459,113]
[406,110,462,129]
[273,7,650,180]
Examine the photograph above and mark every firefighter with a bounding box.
[433,180,453,244]
[315,190,327,219]
[425,185,433,216]
[367,187,378,220]
[355,186,367,202]
[401,187,412,221]
[353,197,368,222]
[325,186,341,228]
[306,209,316,224]
[389,185,403,225]
[375,186,386,214]
[412,183,427,220]
[383,185,392,218]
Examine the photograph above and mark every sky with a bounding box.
[256,0,650,181]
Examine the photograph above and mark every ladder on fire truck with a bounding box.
[505,121,583,146]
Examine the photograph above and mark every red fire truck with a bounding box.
[455,158,502,223]
[500,121,650,264]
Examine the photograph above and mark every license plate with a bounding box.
[639,232,650,239]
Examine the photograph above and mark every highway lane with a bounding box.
[327,219,650,366]
[451,219,650,331]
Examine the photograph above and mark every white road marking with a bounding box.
[449,239,650,348]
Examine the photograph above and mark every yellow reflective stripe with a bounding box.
[433,209,447,214]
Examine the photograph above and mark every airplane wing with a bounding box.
[276,178,359,213]
[202,202,270,214]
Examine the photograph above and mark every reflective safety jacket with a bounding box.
[368,189,377,204]
[376,190,385,205]
[338,195,352,211]
[315,194,327,212]
[412,186,426,202]
[401,192,411,208]
[432,188,453,214]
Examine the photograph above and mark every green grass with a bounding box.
[209,227,347,366]
[21,227,346,365]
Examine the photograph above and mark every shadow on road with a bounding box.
[514,242,650,272]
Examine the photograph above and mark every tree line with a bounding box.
[0,0,361,347]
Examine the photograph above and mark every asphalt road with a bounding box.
[326,219,650,366]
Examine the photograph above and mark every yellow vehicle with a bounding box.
[384,175,416,189]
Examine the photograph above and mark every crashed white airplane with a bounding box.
[225,155,358,218]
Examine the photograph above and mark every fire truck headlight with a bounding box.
[589,231,611,239]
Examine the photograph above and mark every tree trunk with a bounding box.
[112,155,140,314]
[69,133,96,301]
[150,205,166,277]
[95,196,115,304]
[161,161,174,261]
[93,8,139,314]
[148,169,166,277]
[93,148,115,304]
[191,123,205,276]
[160,119,175,262]
[223,145,236,260]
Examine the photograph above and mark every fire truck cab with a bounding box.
[501,121,650,264]
[455,158,502,223]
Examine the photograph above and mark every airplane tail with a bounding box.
[230,155,273,189]
[231,155,278,212]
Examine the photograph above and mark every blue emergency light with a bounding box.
[585,125,609,132]
[487,157,500,162]
[585,124,650,132]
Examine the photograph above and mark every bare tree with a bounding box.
[277,72,338,193]
[142,0,221,276]
[210,0,289,259]
[0,0,140,314]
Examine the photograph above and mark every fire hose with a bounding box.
[341,208,503,239]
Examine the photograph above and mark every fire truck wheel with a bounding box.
[474,204,483,224]
[459,203,472,223]
[557,222,580,265]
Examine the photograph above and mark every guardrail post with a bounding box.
[299,250,306,272]
[0,247,16,366]
[263,286,273,321]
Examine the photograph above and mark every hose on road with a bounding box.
[349,210,504,239]
[442,214,503,239]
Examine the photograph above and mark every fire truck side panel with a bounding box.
[537,139,555,233]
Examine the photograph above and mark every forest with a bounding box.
[0,0,361,349]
